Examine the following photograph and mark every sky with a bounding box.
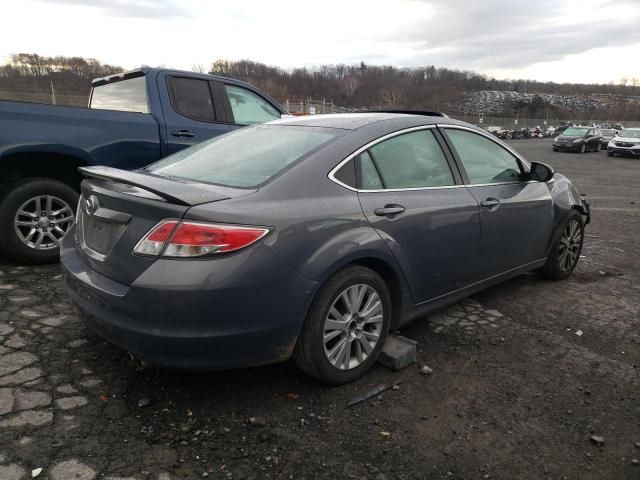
[1,0,639,85]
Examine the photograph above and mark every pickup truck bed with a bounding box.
[0,67,286,263]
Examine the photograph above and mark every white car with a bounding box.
[607,127,640,158]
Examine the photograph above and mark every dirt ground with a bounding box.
[0,139,639,480]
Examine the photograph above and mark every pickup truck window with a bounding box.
[225,85,280,126]
[90,76,149,113]
[167,77,216,122]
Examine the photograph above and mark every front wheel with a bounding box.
[540,211,584,280]
[293,266,391,384]
[578,143,586,154]
[607,151,614,157]
[0,179,78,264]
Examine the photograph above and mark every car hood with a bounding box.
[613,136,640,143]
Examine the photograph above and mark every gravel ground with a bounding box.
[0,139,639,480]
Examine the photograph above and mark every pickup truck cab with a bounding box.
[0,68,287,263]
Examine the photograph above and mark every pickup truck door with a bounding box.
[156,73,231,155]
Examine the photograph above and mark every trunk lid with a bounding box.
[75,166,255,285]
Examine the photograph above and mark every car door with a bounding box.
[157,74,231,155]
[220,83,283,131]
[354,127,482,303]
[440,126,554,277]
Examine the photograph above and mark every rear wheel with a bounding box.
[594,142,600,152]
[293,266,391,384]
[578,143,586,154]
[540,211,584,280]
[0,179,78,264]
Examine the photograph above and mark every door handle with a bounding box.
[480,198,501,209]
[374,204,405,216]
[171,129,195,138]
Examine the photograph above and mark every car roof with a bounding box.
[268,112,452,130]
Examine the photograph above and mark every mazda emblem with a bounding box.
[84,195,99,215]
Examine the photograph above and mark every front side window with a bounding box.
[365,130,454,189]
[90,76,149,113]
[146,125,337,188]
[168,77,215,122]
[225,85,280,125]
[445,129,522,185]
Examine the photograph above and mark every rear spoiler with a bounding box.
[78,166,234,206]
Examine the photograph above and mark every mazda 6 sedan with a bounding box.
[61,113,590,384]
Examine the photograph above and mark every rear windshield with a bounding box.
[90,76,149,113]
[601,129,615,135]
[563,127,588,136]
[145,125,338,188]
[620,129,640,139]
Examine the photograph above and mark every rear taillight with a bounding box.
[134,220,270,258]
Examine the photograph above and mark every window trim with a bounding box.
[329,125,466,193]
[166,75,218,123]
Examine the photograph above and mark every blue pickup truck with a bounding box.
[0,68,287,263]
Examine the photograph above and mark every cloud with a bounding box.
[379,0,640,69]
[39,0,189,19]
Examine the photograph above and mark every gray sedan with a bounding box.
[61,113,590,384]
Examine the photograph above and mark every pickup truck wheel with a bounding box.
[0,179,78,264]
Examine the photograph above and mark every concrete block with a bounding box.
[377,334,417,371]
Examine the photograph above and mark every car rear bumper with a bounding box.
[60,230,317,370]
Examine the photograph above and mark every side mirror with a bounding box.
[530,161,555,182]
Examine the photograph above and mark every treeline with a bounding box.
[0,53,123,106]
[1,53,638,118]
[209,59,640,109]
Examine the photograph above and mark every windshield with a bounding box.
[601,129,615,135]
[562,127,588,136]
[90,76,149,113]
[620,129,640,139]
[146,125,338,188]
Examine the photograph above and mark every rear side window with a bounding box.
[146,125,337,188]
[358,151,384,190]
[168,77,215,122]
[367,130,454,189]
[225,85,280,125]
[445,129,522,184]
[90,76,149,113]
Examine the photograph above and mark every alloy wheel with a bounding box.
[323,284,384,370]
[14,195,75,250]
[558,219,582,272]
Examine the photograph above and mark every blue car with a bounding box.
[61,112,590,384]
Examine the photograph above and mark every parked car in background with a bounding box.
[607,128,640,157]
[0,68,287,264]
[61,112,590,384]
[553,127,602,153]
[599,128,617,149]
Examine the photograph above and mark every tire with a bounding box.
[607,151,613,157]
[540,211,584,280]
[552,147,558,152]
[0,178,78,264]
[293,266,391,384]
[594,142,600,152]
[578,143,586,154]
